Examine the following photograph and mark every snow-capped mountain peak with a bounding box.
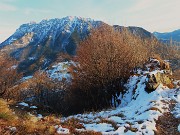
[0,16,102,48]
[0,16,102,74]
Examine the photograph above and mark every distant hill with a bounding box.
[153,29,180,45]
[114,25,155,39]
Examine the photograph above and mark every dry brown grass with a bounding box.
[0,99,18,123]
[156,112,180,135]
[124,122,138,133]
[61,117,84,133]
[74,131,102,135]
[166,83,175,89]
[147,107,162,113]
[99,118,119,130]
[0,99,57,134]
[0,99,102,135]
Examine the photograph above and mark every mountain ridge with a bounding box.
[0,16,103,74]
[0,16,155,75]
[153,29,180,43]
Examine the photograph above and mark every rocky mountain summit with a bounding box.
[0,16,102,74]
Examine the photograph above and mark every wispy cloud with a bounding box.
[0,24,17,42]
[0,2,18,11]
[0,0,180,42]
[124,0,180,32]
[24,8,53,15]
[128,0,180,13]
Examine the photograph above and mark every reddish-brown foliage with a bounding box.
[69,25,150,111]
[0,53,22,100]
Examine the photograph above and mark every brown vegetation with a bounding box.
[0,98,101,135]
[0,53,22,101]
[155,112,180,135]
[68,25,151,113]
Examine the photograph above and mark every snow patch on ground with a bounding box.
[172,88,180,118]
[21,76,33,81]
[55,125,70,134]
[30,106,37,109]
[16,58,179,134]
[37,114,43,119]
[62,67,180,134]
[85,123,114,132]
[47,61,75,82]
[18,102,29,107]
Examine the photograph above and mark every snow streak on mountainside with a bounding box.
[0,16,102,74]
[47,61,75,82]
[0,16,101,50]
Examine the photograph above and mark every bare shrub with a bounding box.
[22,71,70,113]
[68,25,150,112]
[0,53,22,100]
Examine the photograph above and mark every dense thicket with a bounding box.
[67,25,151,112]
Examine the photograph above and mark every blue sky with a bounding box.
[0,0,180,42]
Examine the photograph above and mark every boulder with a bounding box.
[146,72,173,92]
[145,58,171,71]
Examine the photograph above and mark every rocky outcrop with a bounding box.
[145,58,174,92]
[146,72,173,92]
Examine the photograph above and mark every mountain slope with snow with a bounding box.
[0,16,101,51]
[4,58,179,135]
[0,17,102,74]
[58,59,180,135]
[0,16,157,75]
[153,29,180,42]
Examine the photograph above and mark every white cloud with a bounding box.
[24,8,53,15]
[0,0,180,41]
[0,22,21,42]
[0,2,17,11]
[128,0,157,13]
[117,0,180,32]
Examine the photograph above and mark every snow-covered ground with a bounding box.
[47,61,75,82]
[55,125,70,134]
[15,59,180,134]
[64,81,179,135]
[60,59,180,135]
